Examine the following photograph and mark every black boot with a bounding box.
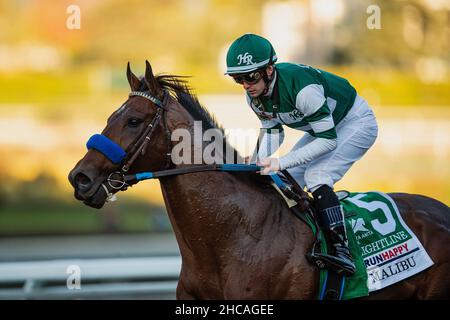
[311,186,356,276]
[318,206,356,276]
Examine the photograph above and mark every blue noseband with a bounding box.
[86,134,126,164]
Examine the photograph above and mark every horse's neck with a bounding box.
[158,103,317,298]
[160,173,258,250]
[161,103,308,259]
[159,172,310,261]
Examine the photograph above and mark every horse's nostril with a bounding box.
[74,172,93,191]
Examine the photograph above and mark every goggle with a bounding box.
[231,70,264,85]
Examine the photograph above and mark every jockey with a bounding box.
[225,34,378,276]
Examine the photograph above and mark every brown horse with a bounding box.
[68,61,450,299]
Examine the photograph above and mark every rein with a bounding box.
[125,163,266,186]
[105,163,290,204]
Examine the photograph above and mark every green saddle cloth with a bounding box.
[317,191,428,300]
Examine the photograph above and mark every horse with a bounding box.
[68,61,450,299]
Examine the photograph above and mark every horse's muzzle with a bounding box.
[68,169,108,209]
[71,171,94,193]
[81,186,108,209]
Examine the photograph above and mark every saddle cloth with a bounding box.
[338,191,434,299]
[269,179,434,299]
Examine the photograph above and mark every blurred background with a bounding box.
[0,0,448,299]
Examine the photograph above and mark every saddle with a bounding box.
[270,170,348,300]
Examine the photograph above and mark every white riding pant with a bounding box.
[286,95,378,193]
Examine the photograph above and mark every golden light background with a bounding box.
[0,0,448,235]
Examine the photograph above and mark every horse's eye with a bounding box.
[127,118,143,128]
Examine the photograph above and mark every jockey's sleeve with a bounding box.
[253,122,285,162]
[278,84,337,170]
[246,94,285,162]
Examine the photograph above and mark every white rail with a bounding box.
[0,256,181,299]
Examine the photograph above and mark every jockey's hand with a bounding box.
[257,158,280,175]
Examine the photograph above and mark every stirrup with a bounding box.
[307,251,328,270]
[308,251,356,276]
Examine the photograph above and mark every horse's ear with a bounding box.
[144,60,162,95]
[127,62,141,91]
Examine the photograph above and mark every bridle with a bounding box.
[121,90,171,173]
[87,89,172,201]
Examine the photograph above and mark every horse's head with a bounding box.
[68,61,173,208]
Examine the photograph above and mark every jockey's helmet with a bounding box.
[225,34,277,75]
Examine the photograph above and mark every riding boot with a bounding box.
[318,205,356,276]
[311,185,356,276]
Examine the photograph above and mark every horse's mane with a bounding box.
[138,74,273,190]
[156,74,224,133]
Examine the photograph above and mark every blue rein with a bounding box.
[129,163,286,187]
[133,164,263,181]
[85,134,285,189]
